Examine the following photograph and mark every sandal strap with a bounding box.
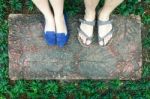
[77,28,93,41]
[98,19,113,25]
[98,28,115,41]
[79,19,95,26]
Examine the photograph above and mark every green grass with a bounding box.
[0,0,150,98]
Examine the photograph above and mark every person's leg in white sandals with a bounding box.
[32,0,55,33]
[78,0,99,45]
[98,0,124,46]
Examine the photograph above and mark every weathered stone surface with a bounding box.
[8,14,142,80]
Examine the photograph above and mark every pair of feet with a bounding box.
[78,16,113,47]
[44,14,69,47]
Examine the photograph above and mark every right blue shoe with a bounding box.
[56,33,70,48]
[44,31,56,46]
[56,14,70,48]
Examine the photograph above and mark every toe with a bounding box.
[79,33,86,44]
[104,34,112,45]
[99,41,104,46]
[86,40,92,45]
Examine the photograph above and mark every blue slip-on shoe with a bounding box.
[44,31,56,46]
[56,14,70,48]
[56,33,69,48]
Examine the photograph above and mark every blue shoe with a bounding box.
[44,31,56,46]
[56,14,69,48]
[56,33,69,48]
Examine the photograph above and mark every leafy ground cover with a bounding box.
[0,0,150,98]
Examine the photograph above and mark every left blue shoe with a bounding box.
[56,14,70,48]
[44,31,56,46]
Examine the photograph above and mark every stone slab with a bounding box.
[8,14,142,80]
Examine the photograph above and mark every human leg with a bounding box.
[78,0,99,46]
[98,0,124,46]
[32,0,55,32]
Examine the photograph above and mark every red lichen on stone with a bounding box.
[11,62,19,69]
[22,45,38,53]
[23,58,30,66]
[9,51,21,62]
[116,61,125,72]
[117,33,125,43]
[123,61,134,73]
[128,42,137,53]
[107,45,120,57]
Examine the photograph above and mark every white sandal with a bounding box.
[98,19,115,46]
[77,19,95,47]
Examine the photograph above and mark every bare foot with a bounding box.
[78,14,95,45]
[98,10,112,46]
[98,20,112,45]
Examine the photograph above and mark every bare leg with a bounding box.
[32,0,55,32]
[49,0,67,35]
[79,0,99,45]
[98,0,124,45]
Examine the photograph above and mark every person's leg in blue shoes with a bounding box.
[50,0,69,48]
[32,0,56,46]
[32,0,69,47]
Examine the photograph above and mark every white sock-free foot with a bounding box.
[55,14,67,35]
[78,18,95,45]
[44,16,56,33]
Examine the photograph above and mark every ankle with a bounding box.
[54,13,64,19]
[98,11,110,21]
[84,10,96,21]
[44,16,55,32]
[45,15,54,23]
[99,15,110,21]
